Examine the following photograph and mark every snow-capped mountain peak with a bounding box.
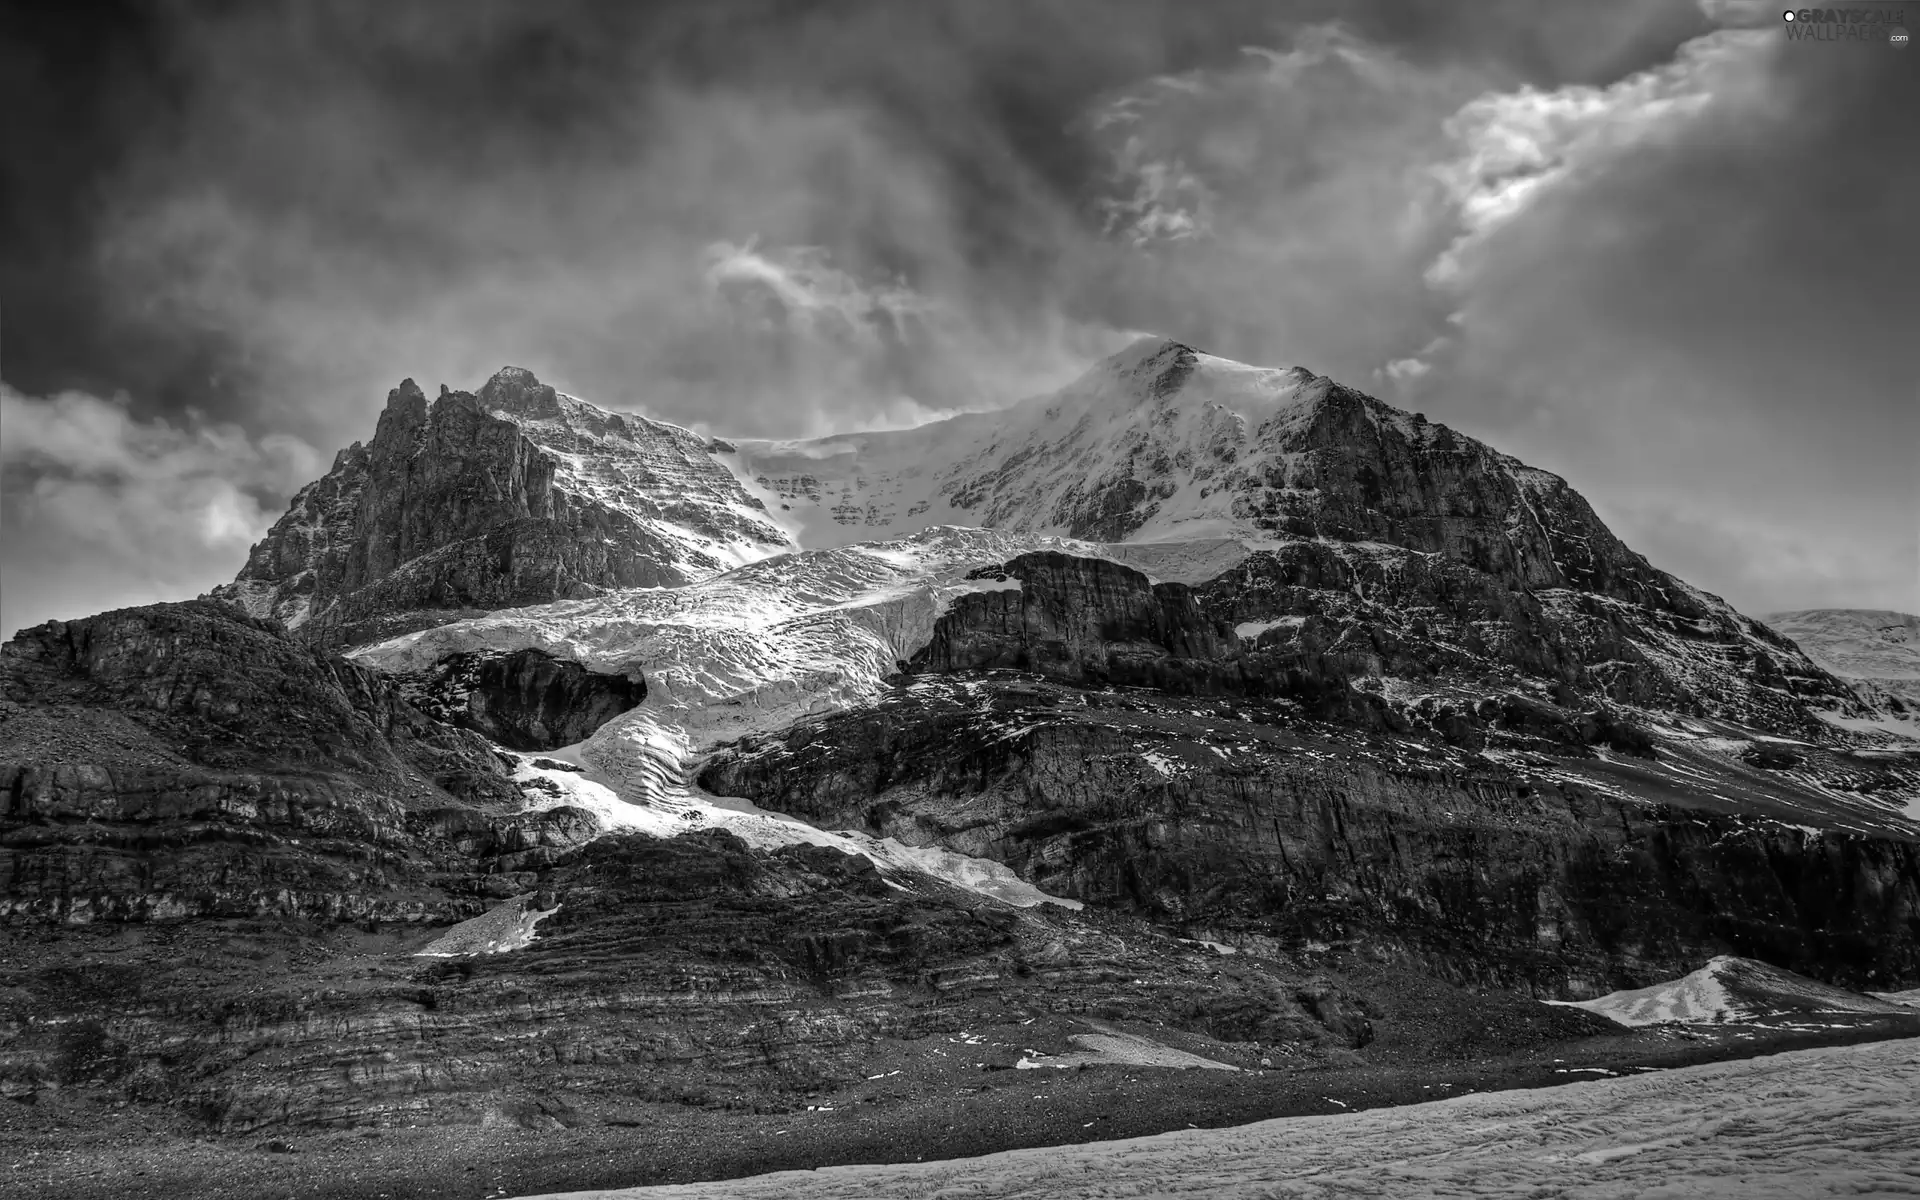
[725,336,1344,549]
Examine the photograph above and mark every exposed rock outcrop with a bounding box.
[390,648,646,751]
[0,601,541,922]
[913,548,1859,748]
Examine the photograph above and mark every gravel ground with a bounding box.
[518,1036,1920,1200]
[4,1018,1913,1200]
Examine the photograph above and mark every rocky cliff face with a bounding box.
[215,368,793,648]
[1,821,1436,1130]
[694,540,1915,996]
[914,547,1862,744]
[701,675,1920,996]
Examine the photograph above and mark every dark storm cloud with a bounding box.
[5,0,1707,441]
[1,0,1911,634]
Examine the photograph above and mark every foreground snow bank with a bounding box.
[513,1037,1920,1199]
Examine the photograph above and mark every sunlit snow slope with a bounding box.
[723,338,1330,549]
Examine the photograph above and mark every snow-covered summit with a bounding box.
[724,337,1340,549]
[722,335,1685,612]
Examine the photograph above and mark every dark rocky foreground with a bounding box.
[3,990,1913,1200]
[702,545,1920,994]
[3,598,1915,1157]
[0,600,1484,1137]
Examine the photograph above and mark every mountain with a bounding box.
[5,338,1920,1173]
[1767,608,1920,736]
[215,367,794,648]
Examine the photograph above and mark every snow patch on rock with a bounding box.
[416,894,560,957]
[1234,616,1306,641]
[1551,955,1911,1027]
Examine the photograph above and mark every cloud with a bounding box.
[1396,21,1918,614]
[9,1,1911,622]
[80,2,1138,449]
[1695,0,1779,28]
[678,240,1123,434]
[1612,500,1918,615]
[1427,26,1767,292]
[1074,25,1486,380]
[0,385,319,636]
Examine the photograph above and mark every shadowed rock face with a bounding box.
[701,677,1920,996]
[393,648,646,752]
[913,548,1858,746]
[0,601,535,923]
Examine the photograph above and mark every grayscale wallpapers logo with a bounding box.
[1781,7,1909,44]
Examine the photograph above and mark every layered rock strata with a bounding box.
[702,676,1920,996]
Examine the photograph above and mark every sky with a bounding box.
[1,0,1915,636]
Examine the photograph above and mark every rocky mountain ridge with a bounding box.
[215,367,794,649]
